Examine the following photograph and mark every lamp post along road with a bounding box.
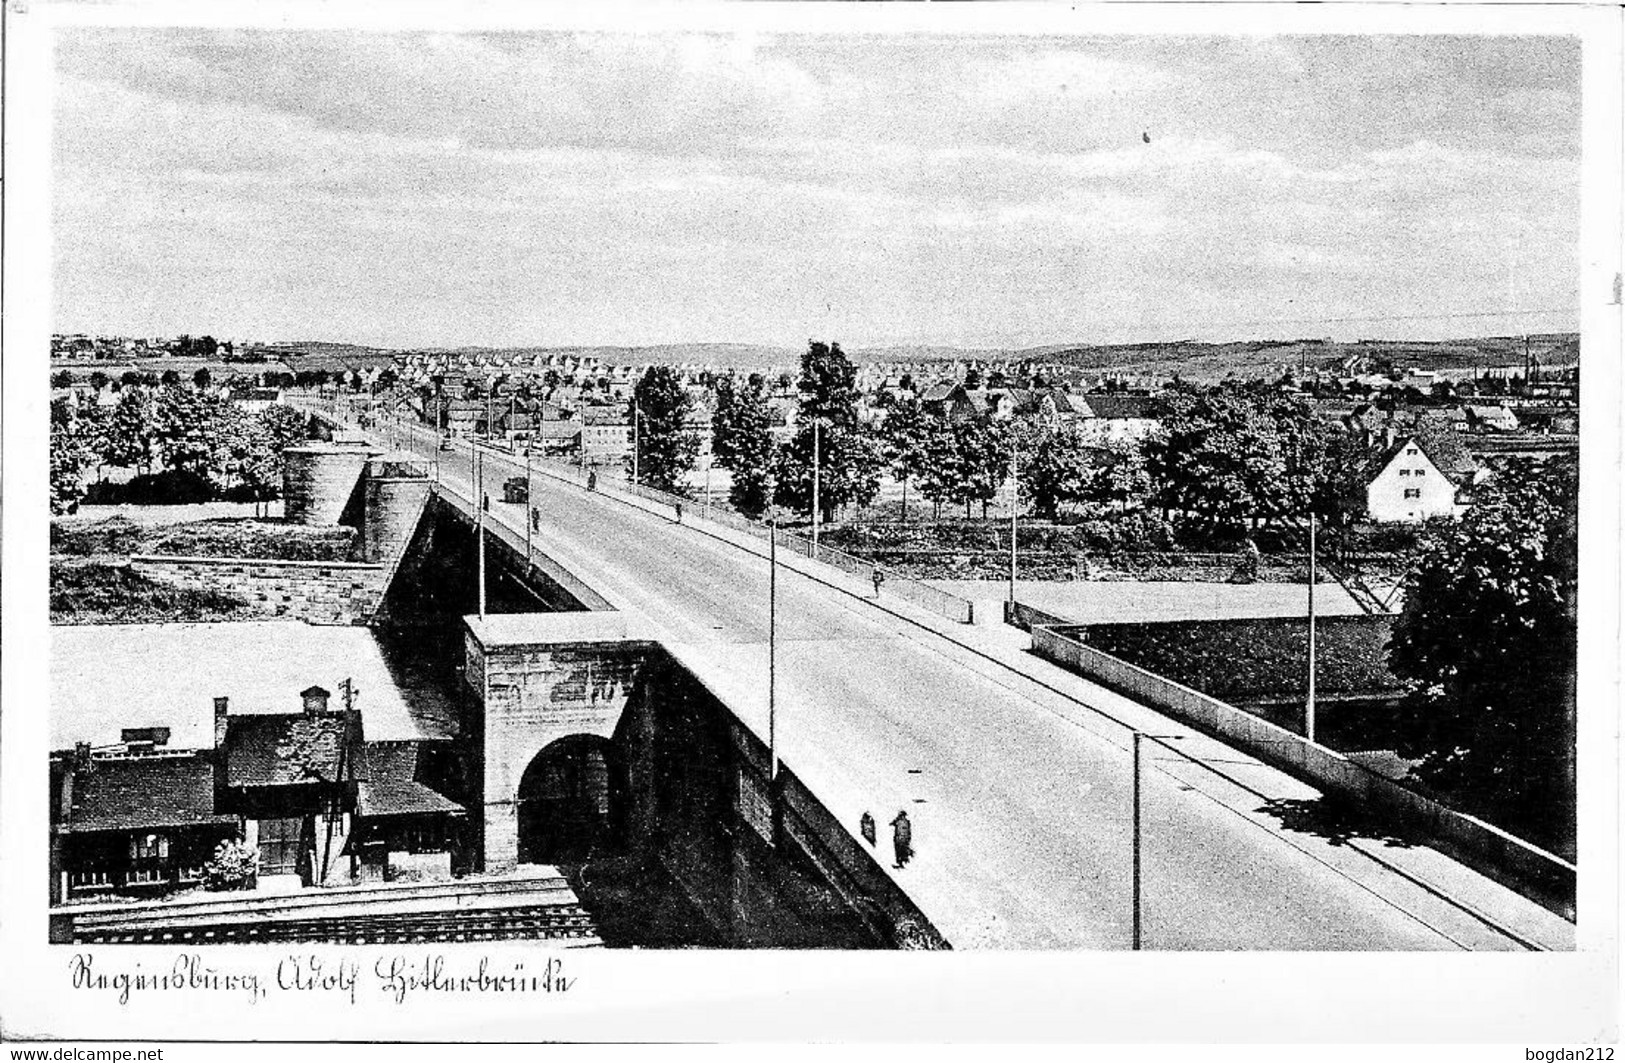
[811,418,821,559]
[475,442,487,619]
[768,492,780,781]
[1307,509,1318,744]
[1009,428,1019,604]
[1132,732,1186,950]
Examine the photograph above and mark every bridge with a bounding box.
[301,396,1573,951]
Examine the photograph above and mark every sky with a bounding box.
[51,31,1581,350]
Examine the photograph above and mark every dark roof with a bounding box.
[63,753,236,834]
[225,711,357,788]
[1366,433,1478,488]
[356,741,465,819]
[1079,394,1167,420]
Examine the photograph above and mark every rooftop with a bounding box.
[61,752,237,834]
[51,622,458,749]
[225,710,358,788]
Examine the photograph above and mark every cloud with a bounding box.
[52,30,1580,348]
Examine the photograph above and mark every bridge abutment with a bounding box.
[463,613,656,873]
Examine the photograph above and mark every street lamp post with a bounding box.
[1132,732,1185,950]
[1132,732,1143,950]
[1008,427,1019,605]
[1307,509,1318,744]
[767,484,780,781]
[632,401,641,488]
[475,442,487,619]
[811,418,821,559]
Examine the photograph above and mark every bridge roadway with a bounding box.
[334,406,1571,950]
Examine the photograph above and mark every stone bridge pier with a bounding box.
[463,613,657,873]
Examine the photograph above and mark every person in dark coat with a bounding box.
[890,810,913,869]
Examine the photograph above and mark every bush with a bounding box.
[203,838,258,891]
[82,469,218,506]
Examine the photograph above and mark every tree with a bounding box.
[89,370,110,392]
[259,403,309,455]
[1081,438,1151,513]
[155,383,226,478]
[712,375,776,518]
[216,407,280,512]
[1387,459,1577,851]
[950,418,1011,519]
[773,341,883,522]
[628,365,697,494]
[1016,424,1093,521]
[916,416,962,520]
[193,367,213,391]
[710,374,745,470]
[105,388,157,471]
[879,396,931,520]
[50,400,88,515]
[796,340,862,429]
[1143,384,1328,532]
[773,420,884,522]
[51,369,74,390]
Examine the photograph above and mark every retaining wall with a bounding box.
[130,554,389,625]
[1029,624,1576,918]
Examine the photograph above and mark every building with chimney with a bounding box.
[49,685,467,903]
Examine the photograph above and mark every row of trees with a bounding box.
[54,367,390,393]
[636,341,886,522]
[50,386,308,515]
[637,347,1380,531]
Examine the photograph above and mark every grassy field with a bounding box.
[53,515,358,562]
[50,559,255,625]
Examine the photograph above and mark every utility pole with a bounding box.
[632,401,640,487]
[1008,427,1019,604]
[476,444,487,619]
[1132,731,1143,951]
[525,448,533,563]
[1306,509,1317,744]
[811,418,822,559]
[768,497,779,781]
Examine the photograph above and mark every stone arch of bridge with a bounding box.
[514,733,630,865]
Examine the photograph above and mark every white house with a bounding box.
[1364,436,1465,523]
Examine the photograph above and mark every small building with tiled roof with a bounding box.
[49,686,468,903]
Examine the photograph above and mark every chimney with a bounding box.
[73,741,93,773]
[214,696,229,750]
[301,685,331,715]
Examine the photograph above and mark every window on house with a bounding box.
[1415,468,1426,476]
[1398,469,1410,477]
[1403,488,1421,499]
[129,833,169,863]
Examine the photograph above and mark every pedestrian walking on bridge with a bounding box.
[890,810,913,869]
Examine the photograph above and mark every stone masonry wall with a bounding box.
[130,554,389,625]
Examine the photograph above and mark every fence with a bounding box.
[1028,623,1576,918]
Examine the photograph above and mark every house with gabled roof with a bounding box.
[1363,435,1476,523]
